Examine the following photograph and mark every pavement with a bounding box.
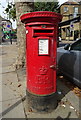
[0,41,81,119]
[59,40,74,47]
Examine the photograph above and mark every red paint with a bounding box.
[20,11,62,95]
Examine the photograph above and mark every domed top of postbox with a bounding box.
[20,11,62,25]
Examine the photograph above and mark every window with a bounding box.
[73,7,78,18]
[66,27,73,37]
[74,30,79,40]
[63,28,65,32]
[74,7,78,13]
[64,7,68,12]
[80,30,81,37]
[71,39,81,51]
[70,31,73,37]
[66,27,70,37]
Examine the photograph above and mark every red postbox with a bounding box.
[20,11,62,112]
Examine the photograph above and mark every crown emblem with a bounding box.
[39,66,48,75]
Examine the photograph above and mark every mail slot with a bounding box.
[33,28,54,36]
[20,11,62,112]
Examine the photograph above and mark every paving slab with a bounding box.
[0,67,15,74]
[16,68,26,97]
[1,84,25,119]
[2,84,20,102]
[1,57,17,71]
[2,59,16,68]
[2,72,26,98]
[57,78,81,115]
[1,98,25,118]
[65,91,81,114]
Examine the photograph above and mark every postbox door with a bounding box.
[26,26,57,95]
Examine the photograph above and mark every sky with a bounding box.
[0,0,67,29]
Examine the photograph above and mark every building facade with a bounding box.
[60,1,81,40]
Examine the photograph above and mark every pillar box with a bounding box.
[20,11,62,112]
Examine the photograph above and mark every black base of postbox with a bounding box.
[26,90,58,113]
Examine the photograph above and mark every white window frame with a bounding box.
[64,7,68,12]
[74,7,78,14]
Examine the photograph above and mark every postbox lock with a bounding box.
[50,65,58,70]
